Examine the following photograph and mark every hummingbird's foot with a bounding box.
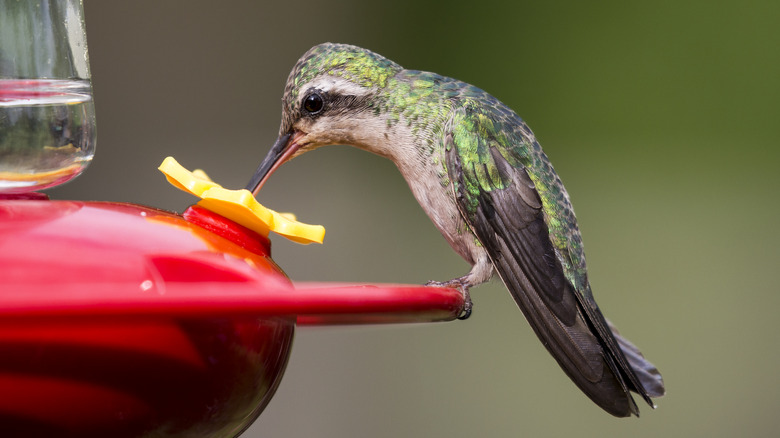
[425,277,473,320]
[458,288,473,320]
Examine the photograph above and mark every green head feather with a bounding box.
[283,43,402,111]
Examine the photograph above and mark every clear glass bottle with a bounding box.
[0,0,96,193]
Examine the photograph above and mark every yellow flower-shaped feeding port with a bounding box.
[159,157,324,244]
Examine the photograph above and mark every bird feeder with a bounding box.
[0,194,463,437]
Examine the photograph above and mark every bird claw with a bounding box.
[425,278,473,320]
[458,297,473,320]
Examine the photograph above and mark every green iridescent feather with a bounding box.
[442,93,588,291]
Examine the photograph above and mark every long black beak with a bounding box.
[245,132,292,196]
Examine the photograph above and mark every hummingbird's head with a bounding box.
[246,43,404,194]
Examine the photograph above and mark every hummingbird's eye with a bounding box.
[302,91,325,115]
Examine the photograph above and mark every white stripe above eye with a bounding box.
[302,76,371,100]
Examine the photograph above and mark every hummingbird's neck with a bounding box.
[351,106,450,170]
[335,110,419,164]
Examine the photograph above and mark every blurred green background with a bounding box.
[51,1,778,436]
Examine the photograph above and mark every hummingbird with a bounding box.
[246,43,665,417]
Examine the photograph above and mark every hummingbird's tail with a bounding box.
[494,265,665,416]
[606,318,666,399]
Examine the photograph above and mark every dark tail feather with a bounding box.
[607,319,666,399]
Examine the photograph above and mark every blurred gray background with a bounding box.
[52,1,779,437]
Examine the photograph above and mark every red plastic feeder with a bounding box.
[0,196,463,437]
